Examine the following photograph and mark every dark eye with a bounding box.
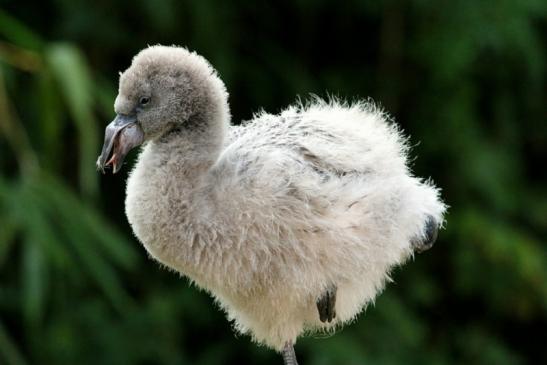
[139,96,150,106]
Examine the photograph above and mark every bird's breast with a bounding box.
[124,153,231,285]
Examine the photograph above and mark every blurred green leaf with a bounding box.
[46,43,99,199]
[0,321,28,365]
[21,239,46,326]
[36,70,63,170]
[0,10,42,51]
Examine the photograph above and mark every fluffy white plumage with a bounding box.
[100,46,446,353]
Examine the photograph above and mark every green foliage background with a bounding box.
[0,1,545,364]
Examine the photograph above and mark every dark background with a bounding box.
[0,1,545,364]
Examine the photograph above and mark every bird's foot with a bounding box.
[282,341,299,365]
[317,284,337,323]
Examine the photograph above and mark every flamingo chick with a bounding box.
[97,45,446,365]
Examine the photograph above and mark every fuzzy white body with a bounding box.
[125,99,445,350]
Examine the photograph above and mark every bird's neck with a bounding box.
[125,106,230,279]
[134,102,231,223]
[150,92,230,170]
[125,85,232,285]
[155,121,225,171]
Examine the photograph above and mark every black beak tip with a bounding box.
[97,114,144,176]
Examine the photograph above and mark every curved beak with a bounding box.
[96,114,144,174]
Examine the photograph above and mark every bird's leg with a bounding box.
[282,341,299,365]
[317,284,337,323]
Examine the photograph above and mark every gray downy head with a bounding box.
[97,45,229,173]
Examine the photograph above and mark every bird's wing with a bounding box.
[220,100,407,182]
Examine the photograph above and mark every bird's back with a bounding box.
[215,99,411,219]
